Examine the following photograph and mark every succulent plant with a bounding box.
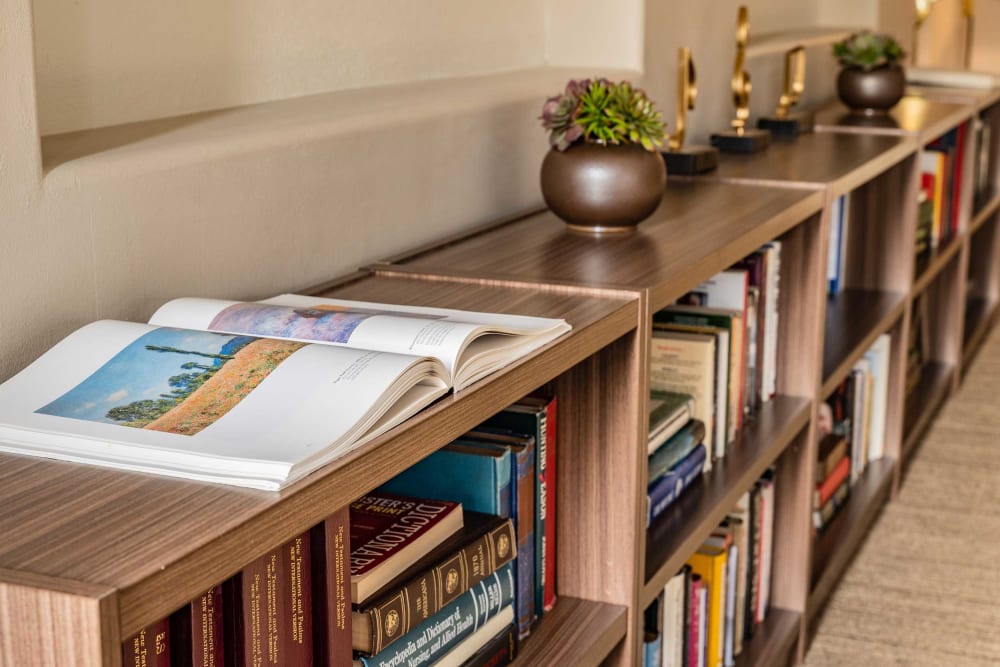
[833,32,905,71]
[539,78,666,152]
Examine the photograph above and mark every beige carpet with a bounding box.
[804,326,1000,666]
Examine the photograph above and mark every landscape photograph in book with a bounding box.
[36,328,305,436]
[208,303,442,343]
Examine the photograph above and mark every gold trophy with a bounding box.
[711,5,771,153]
[757,46,813,137]
[963,0,974,69]
[661,47,720,175]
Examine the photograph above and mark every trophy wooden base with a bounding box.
[661,145,720,175]
[757,110,815,137]
[710,128,771,154]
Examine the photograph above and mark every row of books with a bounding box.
[827,194,850,296]
[916,121,969,270]
[650,243,783,464]
[123,394,558,667]
[643,472,776,667]
[813,335,891,534]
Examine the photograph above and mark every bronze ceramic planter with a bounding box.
[837,65,905,114]
[540,143,667,233]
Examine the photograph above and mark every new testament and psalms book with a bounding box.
[0,295,570,490]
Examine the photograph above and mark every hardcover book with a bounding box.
[0,295,570,490]
[224,531,314,666]
[460,623,517,667]
[123,617,171,667]
[648,420,706,482]
[352,512,516,655]
[169,585,224,667]
[350,493,463,604]
[311,507,353,667]
[647,390,696,455]
[650,330,719,461]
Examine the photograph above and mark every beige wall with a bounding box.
[0,0,965,382]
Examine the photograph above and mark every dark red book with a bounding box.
[224,531,313,666]
[350,492,463,604]
[123,616,171,667]
[462,623,518,667]
[312,506,352,667]
[169,585,224,667]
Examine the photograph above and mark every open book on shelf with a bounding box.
[0,294,570,490]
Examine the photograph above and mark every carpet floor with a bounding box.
[804,327,1000,666]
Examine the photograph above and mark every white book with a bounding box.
[723,544,738,667]
[0,296,570,490]
[650,331,720,460]
[849,360,871,483]
[864,334,892,460]
[698,586,708,667]
[763,242,782,400]
[662,569,687,667]
[757,477,775,623]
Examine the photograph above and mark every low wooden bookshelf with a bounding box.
[4,88,1000,667]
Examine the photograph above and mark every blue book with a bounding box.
[356,563,516,667]
[379,442,511,516]
[647,444,707,526]
[647,419,706,483]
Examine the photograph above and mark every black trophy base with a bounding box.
[662,145,720,175]
[757,110,815,138]
[710,128,771,154]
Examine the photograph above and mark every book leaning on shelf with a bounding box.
[0,294,569,490]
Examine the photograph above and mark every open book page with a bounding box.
[0,321,449,489]
[149,294,571,390]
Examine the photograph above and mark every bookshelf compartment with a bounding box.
[642,396,810,606]
[822,289,907,395]
[733,607,801,667]
[912,237,962,297]
[512,597,628,667]
[970,191,1000,234]
[902,361,955,459]
[807,457,895,620]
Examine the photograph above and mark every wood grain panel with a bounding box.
[733,608,801,667]
[513,597,627,667]
[371,180,822,311]
[905,84,1000,113]
[814,97,973,143]
[706,132,915,198]
[0,571,118,667]
[551,327,646,667]
[902,361,955,460]
[822,289,907,395]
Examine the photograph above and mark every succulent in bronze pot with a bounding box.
[832,32,906,114]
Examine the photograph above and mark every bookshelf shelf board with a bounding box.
[822,289,907,395]
[963,297,998,367]
[371,180,822,312]
[0,279,637,640]
[970,191,1000,235]
[913,237,963,297]
[905,84,1000,113]
[807,457,895,619]
[814,97,973,144]
[641,395,811,606]
[706,132,914,197]
[513,597,627,667]
[733,608,802,667]
[902,361,955,459]
[746,27,856,59]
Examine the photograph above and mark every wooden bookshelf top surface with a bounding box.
[814,96,973,143]
[0,277,638,639]
[905,84,1000,113]
[707,131,914,195]
[376,180,822,312]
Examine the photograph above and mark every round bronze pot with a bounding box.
[837,65,905,114]
[540,143,667,233]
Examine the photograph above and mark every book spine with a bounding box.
[541,396,557,613]
[190,586,224,667]
[460,623,518,667]
[644,632,663,667]
[312,507,352,667]
[123,617,171,667]
[534,407,547,618]
[648,420,706,481]
[648,444,707,526]
[362,519,517,654]
[723,545,737,667]
[358,564,516,667]
[744,487,760,641]
[511,440,537,638]
[688,577,702,667]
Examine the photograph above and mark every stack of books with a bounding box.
[647,393,706,525]
[813,335,891,533]
[377,395,559,649]
[642,471,777,667]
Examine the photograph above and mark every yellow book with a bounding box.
[687,545,728,667]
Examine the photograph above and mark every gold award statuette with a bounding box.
[662,47,719,175]
[757,46,814,137]
[711,5,771,153]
